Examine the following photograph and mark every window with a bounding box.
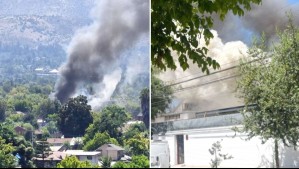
[87,156,92,160]
[165,114,180,121]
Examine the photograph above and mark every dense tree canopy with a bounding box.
[0,122,34,168]
[36,99,61,119]
[84,105,131,144]
[125,133,149,157]
[0,137,17,168]
[123,123,147,141]
[58,95,93,137]
[237,19,299,168]
[57,156,98,168]
[83,132,118,151]
[151,0,262,72]
[112,155,149,168]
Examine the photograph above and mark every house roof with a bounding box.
[33,151,66,161]
[47,138,72,144]
[98,144,124,151]
[14,126,27,132]
[50,146,64,152]
[65,150,101,156]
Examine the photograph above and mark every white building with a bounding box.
[64,150,101,165]
[153,37,299,167]
[152,104,299,168]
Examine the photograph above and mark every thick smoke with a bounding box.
[213,0,299,44]
[159,31,248,112]
[158,0,299,113]
[55,0,149,104]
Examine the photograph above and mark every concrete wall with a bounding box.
[164,126,299,168]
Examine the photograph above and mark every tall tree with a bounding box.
[151,0,261,72]
[34,141,51,168]
[140,88,149,129]
[237,19,299,168]
[151,75,173,120]
[58,95,93,137]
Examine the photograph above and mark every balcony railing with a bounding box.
[152,112,244,134]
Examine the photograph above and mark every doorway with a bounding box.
[176,135,184,164]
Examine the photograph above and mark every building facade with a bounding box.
[152,106,299,168]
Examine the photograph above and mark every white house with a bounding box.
[64,150,101,165]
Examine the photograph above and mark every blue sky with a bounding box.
[288,0,298,4]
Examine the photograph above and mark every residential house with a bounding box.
[64,150,101,165]
[14,126,27,135]
[33,151,66,168]
[47,138,73,146]
[96,144,124,161]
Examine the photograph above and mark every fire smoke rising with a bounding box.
[159,31,248,112]
[55,0,149,104]
[213,0,299,44]
[159,0,299,112]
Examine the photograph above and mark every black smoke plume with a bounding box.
[55,0,149,103]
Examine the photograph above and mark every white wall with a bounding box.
[77,155,99,165]
[165,135,176,166]
[165,126,299,168]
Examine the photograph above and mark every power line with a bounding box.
[166,65,238,87]
[151,57,269,104]
[151,74,239,105]
[163,58,244,84]
[173,74,239,93]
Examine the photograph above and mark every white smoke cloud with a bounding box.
[158,30,248,112]
[86,68,122,110]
